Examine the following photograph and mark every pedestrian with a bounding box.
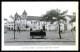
[43,25,45,31]
[19,29,20,33]
[30,28,32,31]
[18,26,20,33]
[40,29,43,32]
[60,30,63,33]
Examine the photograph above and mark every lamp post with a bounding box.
[13,16,17,39]
[13,16,18,39]
[14,19,16,39]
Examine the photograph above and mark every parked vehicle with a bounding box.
[30,30,46,38]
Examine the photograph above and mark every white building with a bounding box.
[4,18,8,28]
[5,10,75,31]
[4,18,9,32]
[7,22,14,30]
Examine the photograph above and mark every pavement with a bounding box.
[5,38,75,43]
[4,31,76,43]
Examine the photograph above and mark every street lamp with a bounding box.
[13,17,17,39]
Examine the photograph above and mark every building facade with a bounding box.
[5,10,75,31]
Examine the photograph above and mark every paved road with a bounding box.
[5,41,75,45]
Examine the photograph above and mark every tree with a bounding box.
[41,9,68,39]
[67,12,76,34]
[68,12,76,23]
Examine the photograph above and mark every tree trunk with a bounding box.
[71,23,73,35]
[59,23,62,39]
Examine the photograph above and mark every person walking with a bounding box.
[19,28,20,33]
[18,26,20,33]
[43,25,45,31]
[30,28,32,31]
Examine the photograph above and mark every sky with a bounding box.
[2,2,78,21]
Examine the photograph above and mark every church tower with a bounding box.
[14,12,21,30]
[22,10,27,18]
[21,10,27,26]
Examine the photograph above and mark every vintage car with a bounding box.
[30,30,46,38]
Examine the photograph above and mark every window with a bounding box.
[45,26,47,27]
[45,29,47,31]
[31,21,32,24]
[38,23,40,26]
[11,28,13,30]
[34,21,35,24]
[39,28,40,30]
[36,21,37,23]
[35,21,37,24]
[38,22,40,23]
[38,22,40,26]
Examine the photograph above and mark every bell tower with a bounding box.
[22,10,27,26]
[22,10,27,18]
